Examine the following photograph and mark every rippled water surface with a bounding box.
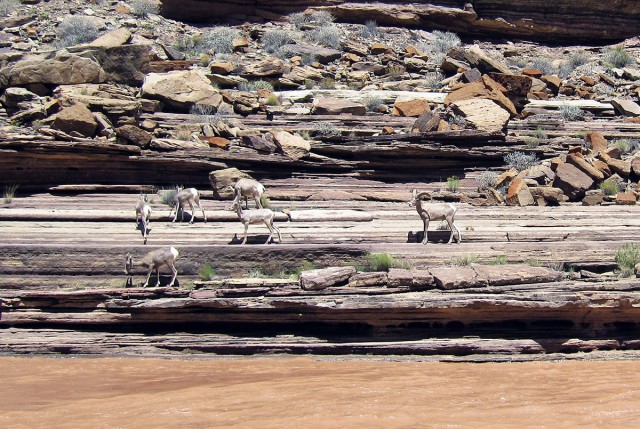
[2,356,640,428]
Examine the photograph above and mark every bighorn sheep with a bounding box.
[230,178,265,210]
[124,246,180,287]
[170,187,207,224]
[135,194,152,244]
[409,189,461,244]
[231,200,281,244]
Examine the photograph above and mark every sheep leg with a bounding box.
[445,218,456,244]
[143,267,153,287]
[195,196,207,223]
[264,221,274,244]
[188,200,196,224]
[452,221,462,244]
[244,196,249,210]
[242,224,249,244]
[155,267,161,287]
[255,194,263,209]
[171,204,179,223]
[422,218,430,244]
[168,263,178,287]
[272,222,282,244]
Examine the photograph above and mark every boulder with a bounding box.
[451,98,510,130]
[311,97,366,115]
[0,52,107,87]
[209,167,253,199]
[611,98,640,117]
[279,43,341,64]
[411,110,441,133]
[506,177,534,206]
[431,266,488,290]
[51,103,97,137]
[541,75,562,94]
[238,58,286,78]
[631,156,640,177]
[529,187,565,206]
[209,61,235,75]
[115,125,152,147]
[566,154,605,181]
[240,135,278,154]
[454,45,511,75]
[87,27,131,47]
[370,43,392,54]
[582,190,604,206]
[348,272,388,287]
[0,87,39,114]
[462,68,482,83]
[141,69,220,111]
[553,162,594,200]
[487,73,532,96]
[300,266,356,290]
[199,136,231,149]
[77,44,151,85]
[599,152,631,177]
[586,131,608,154]
[444,77,516,116]
[387,268,413,287]
[391,99,429,117]
[271,130,310,159]
[616,191,637,205]
[472,264,563,286]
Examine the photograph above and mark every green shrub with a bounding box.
[524,136,540,148]
[488,255,508,265]
[238,80,274,92]
[454,254,478,266]
[312,121,341,137]
[130,0,160,17]
[319,78,336,89]
[260,194,271,209]
[603,46,633,68]
[362,252,409,272]
[533,127,548,139]
[3,183,18,204]
[265,95,280,106]
[615,243,640,278]
[504,151,539,171]
[262,29,295,53]
[599,179,619,196]
[363,94,384,112]
[199,264,217,281]
[477,170,498,190]
[611,138,640,155]
[159,187,178,207]
[56,15,100,47]
[0,0,19,16]
[446,176,460,192]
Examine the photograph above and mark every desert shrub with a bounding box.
[359,20,379,38]
[275,45,297,60]
[319,77,336,89]
[615,243,640,278]
[288,12,308,29]
[289,10,335,29]
[199,27,240,54]
[188,104,223,126]
[612,138,640,156]
[130,0,160,17]
[477,170,498,189]
[488,255,508,265]
[56,15,100,47]
[300,52,317,66]
[558,104,584,121]
[446,176,460,192]
[530,58,557,75]
[504,151,539,171]
[363,94,384,112]
[424,71,444,90]
[262,29,295,53]
[265,95,280,106]
[453,254,478,266]
[312,121,341,137]
[199,264,217,281]
[603,46,633,68]
[158,187,178,207]
[308,25,343,47]
[432,30,461,54]
[533,127,548,139]
[361,252,410,272]
[0,0,19,16]
[386,64,406,77]
[289,260,317,280]
[199,53,212,66]
[524,136,540,148]
[238,80,274,92]
[448,114,466,128]
[3,183,18,204]
[598,179,619,196]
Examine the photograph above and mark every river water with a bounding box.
[1,356,640,428]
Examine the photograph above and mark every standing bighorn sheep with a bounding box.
[171,187,207,224]
[135,194,152,244]
[231,200,281,244]
[230,178,265,209]
[409,189,461,244]
[125,246,180,287]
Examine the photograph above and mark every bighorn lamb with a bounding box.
[231,200,281,244]
[409,189,461,244]
[171,187,207,223]
[230,178,265,209]
[124,246,180,287]
[135,194,152,244]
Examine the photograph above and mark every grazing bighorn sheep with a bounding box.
[135,194,152,244]
[409,189,461,244]
[230,178,265,210]
[171,187,207,224]
[231,200,281,244]
[124,246,180,287]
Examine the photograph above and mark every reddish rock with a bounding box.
[593,159,612,178]
[370,43,392,55]
[271,130,310,159]
[541,75,562,94]
[506,177,535,206]
[616,191,637,205]
[444,79,516,116]
[529,187,565,206]
[522,68,543,78]
[381,126,395,135]
[348,272,388,287]
[411,110,440,133]
[553,162,594,200]
[392,99,430,117]
[631,156,640,177]
[52,103,97,137]
[311,97,366,115]
[586,132,608,154]
[494,168,518,189]
[209,61,235,75]
[566,154,605,181]
[199,136,230,149]
[582,191,604,206]
[431,266,488,290]
[599,153,631,177]
[300,267,356,290]
[115,125,152,147]
[580,76,597,86]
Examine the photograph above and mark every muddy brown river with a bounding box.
[1,356,640,428]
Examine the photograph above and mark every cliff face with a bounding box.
[160,0,640,42]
